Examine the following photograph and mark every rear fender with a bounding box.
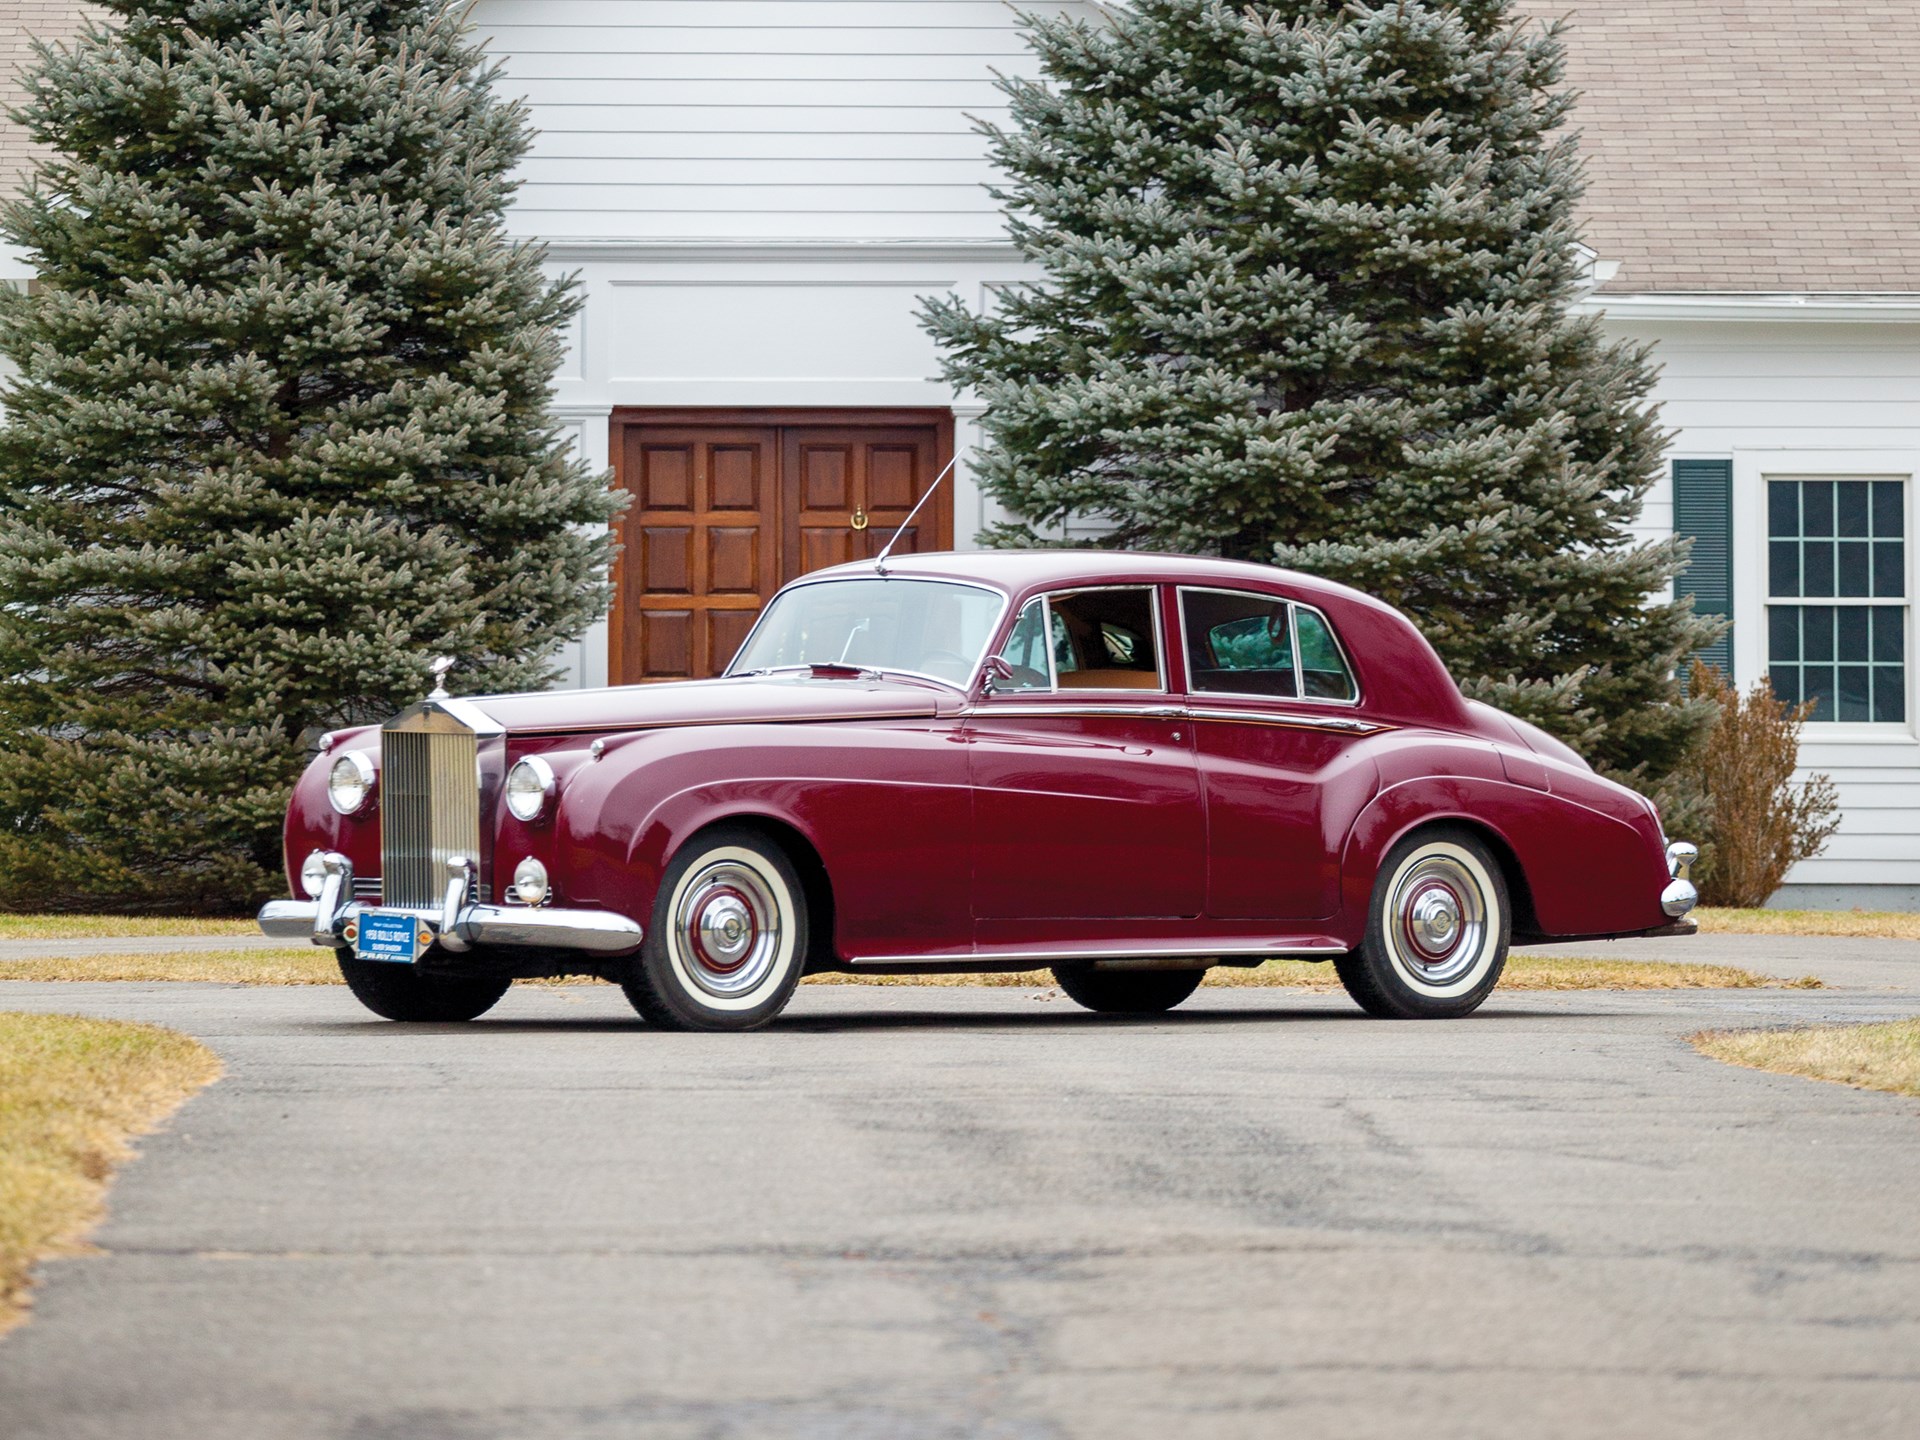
[1344,775,1668,939]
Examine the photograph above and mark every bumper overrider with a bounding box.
[1660,840,1700,926]
[258,852,645,956]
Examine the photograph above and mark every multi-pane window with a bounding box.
[1767,479,1905,723]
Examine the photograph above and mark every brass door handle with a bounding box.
[850,508,869,531]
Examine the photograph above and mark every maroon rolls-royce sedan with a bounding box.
[260,551,1698,1029]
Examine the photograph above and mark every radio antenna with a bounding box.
[873,453,959,577]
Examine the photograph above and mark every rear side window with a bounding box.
[1180,589,1357,702]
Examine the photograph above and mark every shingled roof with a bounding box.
[1518,0,1920,294]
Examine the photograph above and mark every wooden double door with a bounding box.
[610,409,955,682]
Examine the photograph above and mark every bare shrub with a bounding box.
[1685,661,1841,908]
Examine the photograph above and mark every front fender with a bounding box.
[546,722,974,959]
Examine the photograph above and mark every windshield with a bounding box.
[728,578,1005,686]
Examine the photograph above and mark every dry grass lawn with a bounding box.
[0,1013,220,1333]
[0,950,1818,991]
[0,916,257,941]
[1692,1019,1920,1098]
[1694,908,1920,940]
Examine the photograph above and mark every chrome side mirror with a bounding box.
[981,655,1014,695]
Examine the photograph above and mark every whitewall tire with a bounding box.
[1335,827,1510,1019]
[622,827,809,1031]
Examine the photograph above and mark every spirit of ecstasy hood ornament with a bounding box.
[428,655,456,700]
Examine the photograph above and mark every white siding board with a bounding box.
[520,158,1001,186]
[508,79,1012,107]
[482,27,1032,56]
[525,131,993,161]
[519,184,989,213]
[481,2,1044,26]
[476,0,1095,242]
[499,53,1037,81]
[515,211,1006,239]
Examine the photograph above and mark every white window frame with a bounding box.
[1732,448,1917,744]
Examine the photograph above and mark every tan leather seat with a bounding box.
[1057,669,1162,690]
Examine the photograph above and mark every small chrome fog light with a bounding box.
[512,856,550,906]
[300,849,330,898]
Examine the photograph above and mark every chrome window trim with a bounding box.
[962,702,1184,721]
[1175,586,1364,709]
[722,574,1010,694]
[985,584,1169,699]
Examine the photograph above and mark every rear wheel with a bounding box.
[1335,826,1509,1019]
[622,827,809,1031]
[336,954,511,1023]
[1052,966,1204,1015]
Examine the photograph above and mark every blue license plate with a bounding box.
[357,910,422,964]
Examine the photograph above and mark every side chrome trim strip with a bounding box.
[847,938,1347,966]
[964,703,1184,721]
[1186,708,1392,735]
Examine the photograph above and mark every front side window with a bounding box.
[990,587,1164,692]
[1180,589,1357,702]
[1767,478,1905,722]
[729,578,1003,685]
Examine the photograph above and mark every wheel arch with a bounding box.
[669,812,840,970]
[1343,788,1541,940]
[1388,816,1541,942]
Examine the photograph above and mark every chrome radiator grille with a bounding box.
[380,726,480,909]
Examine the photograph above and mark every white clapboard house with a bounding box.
[3,1,1919,908]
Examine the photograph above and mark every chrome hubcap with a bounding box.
[675,862,782,998]
[1392,855,1487,985]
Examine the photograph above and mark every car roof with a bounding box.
[803,549,1386,611]
[799,548,1469,727]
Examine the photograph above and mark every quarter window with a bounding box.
[1180,589,1357,701]
[1766,478,1906,723]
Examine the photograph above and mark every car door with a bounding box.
[967,586,1205,923]
[1179,586,1375,921]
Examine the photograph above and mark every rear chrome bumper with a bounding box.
[258,852,644,957]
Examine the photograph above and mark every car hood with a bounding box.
[450,674,961,737]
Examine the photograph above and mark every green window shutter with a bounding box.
[1673,459,1733,674]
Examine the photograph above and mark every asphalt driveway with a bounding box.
[0,966,1917,1440]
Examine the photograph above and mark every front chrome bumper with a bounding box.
[258,852,644,957]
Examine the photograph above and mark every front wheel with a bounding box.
[1334,827,1510,1019]
[337,954,511,1022]
[621,827,809,1031]
[1052,966,1204,1015]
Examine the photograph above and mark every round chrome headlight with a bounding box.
[504,755,557,822]
[300,849,329,898]
[327,750,376,815]
[512,856,549,906]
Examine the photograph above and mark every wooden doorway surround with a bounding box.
[609,408,956,683]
